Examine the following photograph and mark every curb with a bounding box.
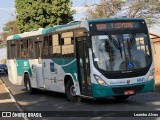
[0,78,29,120]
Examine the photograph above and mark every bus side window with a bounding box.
[7,40,17,59]
[49,34,61,57]
[21,39,29,58]
[29,39,34,59]
[17,40,21,58]
[61,32,74,58]
[62,37,74,57]
[43,36,49,58]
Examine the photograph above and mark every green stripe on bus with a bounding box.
[42,22,81,34]
[91,79,154,98]
[51,59,78,81]
[16,59,32,76]
[13,35,21,39]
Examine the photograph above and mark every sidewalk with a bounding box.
[0,79,24,120]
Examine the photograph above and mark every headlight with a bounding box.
[93,74,107,86]
[147,69,154,81]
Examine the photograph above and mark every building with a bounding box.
[150,33,160,83]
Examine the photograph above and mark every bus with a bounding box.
[7,18,154,102]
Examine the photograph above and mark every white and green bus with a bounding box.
[7,18,154,102]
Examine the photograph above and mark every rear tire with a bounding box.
[66,79,81,102]
[24,74,33,94]
[114,95,129,102]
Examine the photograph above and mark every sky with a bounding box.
[0,0,15,33]
[0,0,160,35]
[0,0,96,33]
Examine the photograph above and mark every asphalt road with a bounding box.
[1,74,160,120]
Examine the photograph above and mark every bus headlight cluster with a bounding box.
[93,74,107,86]
[147,69,155,81]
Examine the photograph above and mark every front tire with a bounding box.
[24,74,33,94]
[66,79,81,102]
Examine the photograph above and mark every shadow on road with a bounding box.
[1,75,160,120]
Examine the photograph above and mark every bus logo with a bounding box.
[127,80,130,84]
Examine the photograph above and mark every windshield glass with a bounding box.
[92,33,152,72]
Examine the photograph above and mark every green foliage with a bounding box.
[15,0,75,32]
[0,41,6,48]
[3,20,19,34]
[0,20,19,40]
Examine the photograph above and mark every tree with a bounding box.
[0,20,19,40]
[15,0,75,33]
[126,0,160,26]
[3,20,19,34]
[85,0,124,19]
[84,0,160,26]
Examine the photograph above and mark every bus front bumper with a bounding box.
[91,79,154,98]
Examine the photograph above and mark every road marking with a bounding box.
[0,99,16,103]
[1,79,29,120]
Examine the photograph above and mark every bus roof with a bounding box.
[7,21,85,40]
[7,28,44,40]
[87,17,144,23]
[7,17,144,40]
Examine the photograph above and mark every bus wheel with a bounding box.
[66,80,81,102]
[24,74,33,94]
[114,95,129,102]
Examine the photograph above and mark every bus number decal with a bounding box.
[137,78,145,83]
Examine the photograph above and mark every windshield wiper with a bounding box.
[108,35,123,58]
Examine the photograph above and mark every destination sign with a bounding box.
[90,21,146,32]
[113,22,133,28]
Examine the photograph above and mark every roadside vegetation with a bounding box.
[0,42,6,48]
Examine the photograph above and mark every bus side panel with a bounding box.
[43,58,80,95]
[29,59,38,88]
[7,60,18,85]
[16,59,32,85]
[61,58,80,95]
[43,59,65,92]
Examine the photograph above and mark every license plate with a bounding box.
[124,90,135,95]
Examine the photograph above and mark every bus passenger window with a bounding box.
[29,40,34,58]
[43,36,49,57]
[61,32,74,58]
[21,39,28,58]
[17,41,21,58]
[49,34,61,57]
[7,40,17,59]
[62,37,74,57]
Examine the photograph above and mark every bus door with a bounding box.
[34,41,44,88]
[76,37,92,96]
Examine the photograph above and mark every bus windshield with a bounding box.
[92,33,152,72]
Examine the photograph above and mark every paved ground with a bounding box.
[1,74,160,120]
[0,79,24,120]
